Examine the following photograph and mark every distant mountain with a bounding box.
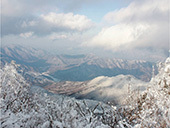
[0,45,50,72]
[1,45,155,82]
[45,75,147,105]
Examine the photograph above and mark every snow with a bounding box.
[164,65,170,73]
[0,59,170,127]
[165,57,170,64]
[78,75,146,104]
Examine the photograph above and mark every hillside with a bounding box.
[45,75,147,104]
[0,57,169,127]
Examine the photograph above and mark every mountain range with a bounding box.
[0,45,159,104]
[1,45,155,82]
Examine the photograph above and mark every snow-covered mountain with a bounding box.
[1,57,169,128]
[45,75,147,104]
[0,62,111,127]
[1,45,155,82]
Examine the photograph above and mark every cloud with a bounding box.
[19,12,94,35]
[48,33,68,40]
[58,0,104,12]
[1,0,24,17]
[1,0,94,37]
[1,0,169,61]
[1,0,58,17]
[1,0,104,17]
[2,12,94,36]
[1,33,87,56]
[84,23,150,51]
[85,0,169,52]
[21,21,38,28]
[19,32,34,38]
[41,12,94,31]
[104,0,169,24]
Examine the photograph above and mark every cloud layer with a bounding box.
[1,0,169,61]
[1,0,94,37]
[85,0,169,52]
[41,12,93,31]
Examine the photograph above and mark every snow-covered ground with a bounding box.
[0,58,170,127]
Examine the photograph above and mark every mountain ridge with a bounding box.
[1,45,155,82]
[45,74,147,104]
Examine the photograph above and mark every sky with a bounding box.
[1,0,170,61]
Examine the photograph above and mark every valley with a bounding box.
[0,45,157,104]
[1,45,155,82]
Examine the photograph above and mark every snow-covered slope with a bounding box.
[45,75,147,104]
[0,61,110,128]
[123,57,170,127]
[78,75,146,103]
[0,58,169,128]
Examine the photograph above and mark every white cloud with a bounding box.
[85,0,169,51]
[104,0,169,24]
[21,21,38,28]
[41,12,94,31]
[1,0,169,61]
[19,32,34,38]
[85,23,150,50]
[1,0,104,17]
[49,33,68,40]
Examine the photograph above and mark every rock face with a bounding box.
[1,45,155,82]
